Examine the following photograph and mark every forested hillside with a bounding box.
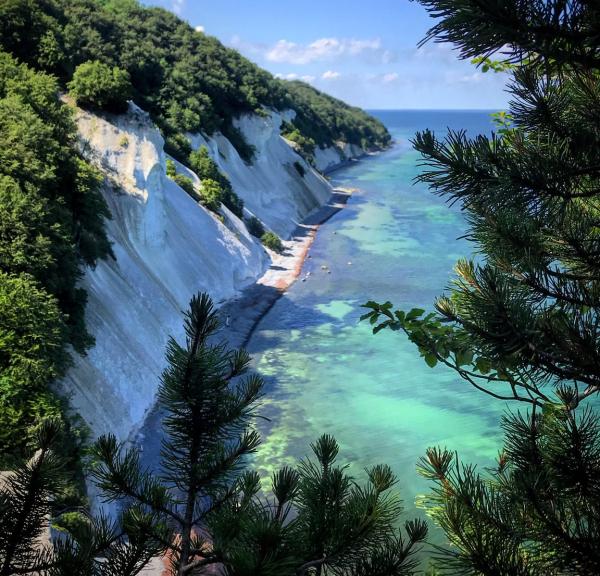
[0,0,390,164]
[0,51,110,475]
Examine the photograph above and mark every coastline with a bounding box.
[216,188,352,350]
[224,146,392,347]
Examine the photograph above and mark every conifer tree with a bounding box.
[362,1,600,573]
[0,419,163,576]
[90,293,264,575]
[1,292,426,575]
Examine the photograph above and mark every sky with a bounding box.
[143,0,510,110]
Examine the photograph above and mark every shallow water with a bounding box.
[247,110,510,544]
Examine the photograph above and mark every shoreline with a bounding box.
[135,145,387,454]
[216,188,352,350]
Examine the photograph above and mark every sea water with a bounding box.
[247,110,509,545]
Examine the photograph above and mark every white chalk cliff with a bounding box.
[313,141,367,173]
[60,103,362,443]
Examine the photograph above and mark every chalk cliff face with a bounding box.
[313,142,368,174]
[188,110,332,239]
[60,104,361,443]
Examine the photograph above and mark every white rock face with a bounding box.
[313,142,367,174]
[189,110,333,239]
[61,104,270,441]
[61,104,366,443]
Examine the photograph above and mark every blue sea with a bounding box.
[247,110,508,546]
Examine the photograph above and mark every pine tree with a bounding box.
[0,420,63,576]
[417,407,600,575]
[362,1,600,573]
[90,293,263,575]
[0,419,162,576]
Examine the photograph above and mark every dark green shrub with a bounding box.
[261,231,283,253]
[245,215,265,238]
[165,158,176,178]
[200,178,223,212]
[189,146,244,217]
[172,173,196,198]
[222,189,244,218]
[68,60,131,114]
[222,122,256,164]
[281,122,316,164]
[293,160,306,177]
[164,132,192,163]
[165,158,198,199]
[189,145,221,181]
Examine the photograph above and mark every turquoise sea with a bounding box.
[248,110,509,544]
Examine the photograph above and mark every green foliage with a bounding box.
[89,293,265,575]
[68,60,131,113]
[365,0,600,573]
[418,0,600,70]
[489,109,514,136]
[165,158,176,178]
[471,56,515,73]
[363,1,600,409]
[0,272,68,461]
[199,178,222,212]
[245,215,265,238]
[281,121,316,163]
[418,408,600,575]
[164,133,192,164]
[172,174,196,199]
[0,419,164,575]
[189,146,243,217]
[165,159,202,202]
[261,231,283,253]
[282,81,392,150]
[222,122,256,164]
[0,51,111,465]
[0,0,389,166]
[188,146,220,181]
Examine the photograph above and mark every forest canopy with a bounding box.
[0,0,391,162]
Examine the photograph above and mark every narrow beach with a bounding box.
[218,188,353,350]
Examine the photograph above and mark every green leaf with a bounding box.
[373,321,391,334]
[456,350,473,367]
[406,308,425,322]
[424,353,438,368]
[475,357,491,374]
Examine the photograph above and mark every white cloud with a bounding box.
[414,42,457,62]
[321,70,342,80]
[232,36,396,65]
[445,71,484,84]
[195,25,205,33]
[275,72,317,83]
[382,72,400,84]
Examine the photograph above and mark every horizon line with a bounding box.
[365,107,502,112]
